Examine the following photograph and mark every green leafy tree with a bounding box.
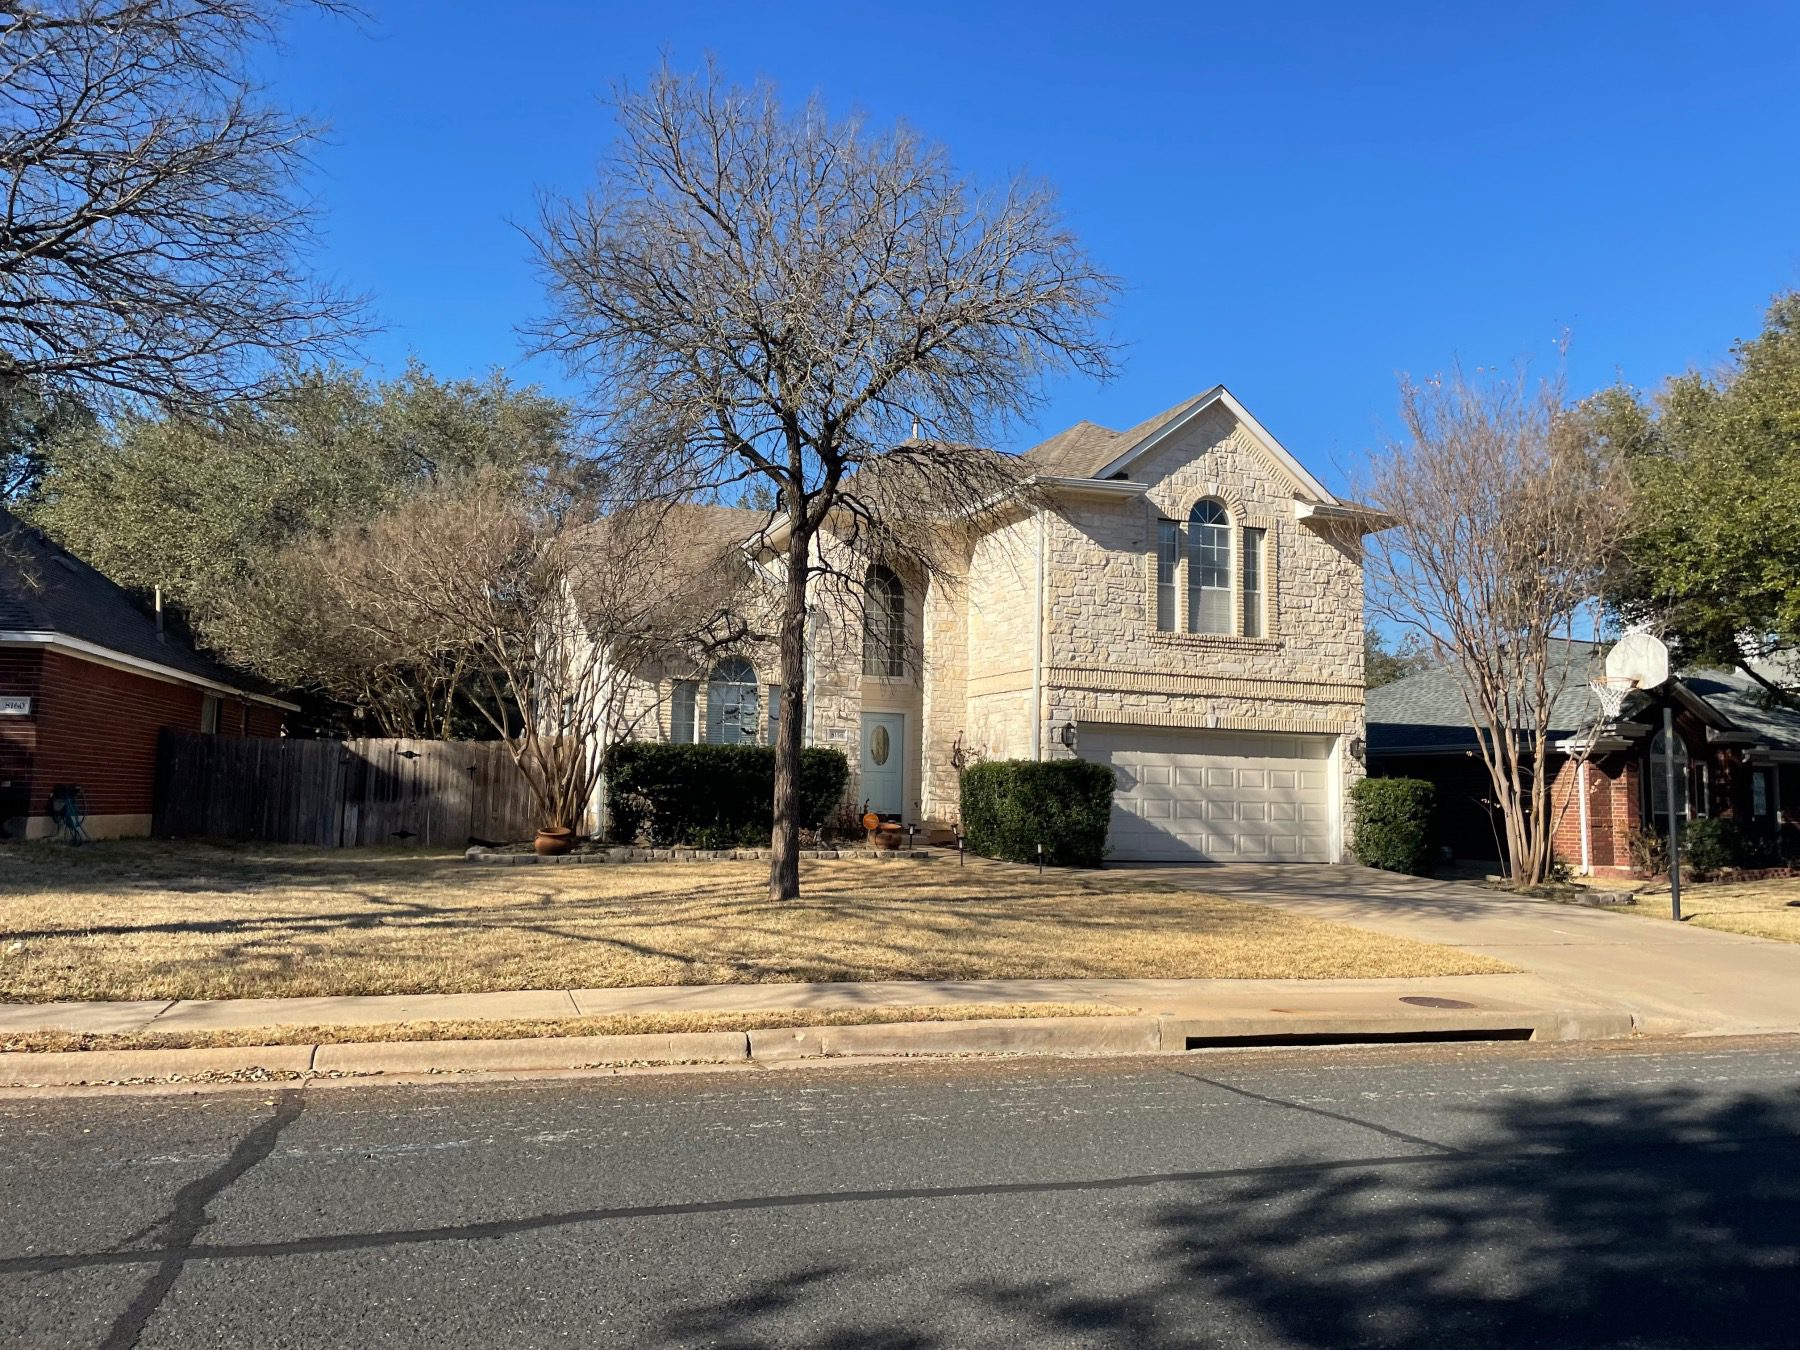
[0,380,93,503]
[1603,292,1800,698]
[1364,623,1429,689]
[27,362,575,729]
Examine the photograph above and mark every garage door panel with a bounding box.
[1084,726,1336,864]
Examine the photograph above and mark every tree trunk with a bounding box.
[769,517,812,901]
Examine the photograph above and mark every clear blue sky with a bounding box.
[271,1,1800,494]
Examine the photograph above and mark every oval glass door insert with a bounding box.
[870,725,891,765]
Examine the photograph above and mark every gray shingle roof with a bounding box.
[0,511,264,692]
[1368,640,1800,755]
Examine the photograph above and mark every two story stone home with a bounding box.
[618,386,1385,862]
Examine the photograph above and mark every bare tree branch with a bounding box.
[0,1,367,409]
[1360,362,1631,886]
[523,59,1117,898]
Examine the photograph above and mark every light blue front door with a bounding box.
[859,712,905,817]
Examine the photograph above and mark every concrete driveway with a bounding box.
[1121,863,1800,1036]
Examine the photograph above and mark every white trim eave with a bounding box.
[1035,475,1149,501]
[1090,386,1339,505]
[1294,499,1397,535]
[0,631,300,710]
[1746,747,1800,765]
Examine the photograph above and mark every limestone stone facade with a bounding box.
[607,387,1384,858]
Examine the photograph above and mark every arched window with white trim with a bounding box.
[862,564,905,677]
[1186,499,1232,634]
[705,658,759,744]
[1648,727,1690,832]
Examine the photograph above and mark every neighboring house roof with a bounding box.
[0,511,290,704]
[1368,640,1800,756]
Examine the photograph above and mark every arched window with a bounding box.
[1648,727,1690,828]
[863,565,905,677]
[1186,499,1232,634]
[705,657,759,744]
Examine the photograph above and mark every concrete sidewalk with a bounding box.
[1133,863,1800,1037]
[0,971,1628,1042]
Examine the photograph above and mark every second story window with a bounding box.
[1155,519,1180,631]
[863,564,905,677]
[1186,499,1232,635]
[1242,527,1266,639]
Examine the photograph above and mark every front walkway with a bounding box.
[1124,863,1800,1036]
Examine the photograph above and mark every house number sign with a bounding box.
[0,696,31,716]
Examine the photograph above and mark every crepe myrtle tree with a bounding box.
[1360,363,1630,887]
[0,1,365,409]
[248,475,755,833]
[526,61,1117,899]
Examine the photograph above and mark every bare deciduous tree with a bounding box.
[525,61,1117,899]
[0,1,365,408]
[1361,364,1630,886]
[240,475,752,832]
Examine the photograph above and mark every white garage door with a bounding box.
[1084,727,1338,863]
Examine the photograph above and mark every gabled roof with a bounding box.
[0,511,283,701]
[1022,385,1338,504]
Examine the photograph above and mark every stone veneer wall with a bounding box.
[961,513,1040,769]
[1035,404,1369,839]
[919,572,968,821]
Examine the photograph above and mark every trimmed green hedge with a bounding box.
[602,743,850,849]
[1350,777,1437,875]
[959,758,1115,868]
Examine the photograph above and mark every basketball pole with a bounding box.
[1664,705,1682,922]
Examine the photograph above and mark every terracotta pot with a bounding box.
[869,824,903,851]
[534,827,575,856]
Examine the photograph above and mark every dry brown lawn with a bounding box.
[0,1002,1124,1054]
[1622,875,1800,944]
[0,841,1509,1002]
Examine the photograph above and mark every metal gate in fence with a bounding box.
[153,732,539,847]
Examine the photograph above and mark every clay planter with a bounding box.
[534,827,575,856]
[868,824,903,851]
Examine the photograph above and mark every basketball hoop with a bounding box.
[1590,674,1637,720]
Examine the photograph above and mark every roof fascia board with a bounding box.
[1092,386,1339,505]
[0,631,299,710]
[1036,475,1149,501]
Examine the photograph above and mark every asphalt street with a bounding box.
[3,1038,1799,1348]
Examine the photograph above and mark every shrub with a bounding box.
[601,743,850,847]
[1349,777,1436,875]
[1681,816,1744,879]
[1626,826,1668,877]
[959,758,1115,868]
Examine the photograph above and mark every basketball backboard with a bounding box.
[1604,631,1670,690]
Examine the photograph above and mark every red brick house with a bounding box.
[0,515,293,839]
[1368,642,1800,876]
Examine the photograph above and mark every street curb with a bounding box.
[0,1044,314,1086]
[0,1007,1637,1088]
[312,1031,750,1074]
[748,1015,1167,1061]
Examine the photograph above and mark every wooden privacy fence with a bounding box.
[153,732,540,847]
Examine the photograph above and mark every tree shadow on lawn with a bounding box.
[633,1079,1800,1349]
